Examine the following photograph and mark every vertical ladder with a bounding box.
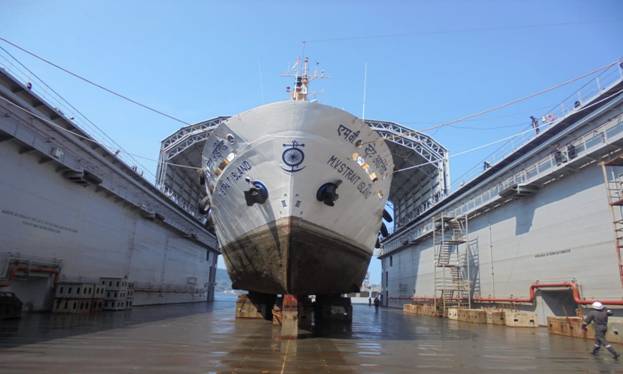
[601,158,623,287]
[432,214,469,312]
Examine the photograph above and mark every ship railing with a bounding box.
[450,60,623,191]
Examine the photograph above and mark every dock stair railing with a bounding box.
[432,214,472,311]
[601,156,623,287]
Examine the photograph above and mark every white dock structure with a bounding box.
[0,68,219,311]
[380,63,623,325]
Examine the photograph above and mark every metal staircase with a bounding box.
[433,214,471,311]
[601,158,623,287]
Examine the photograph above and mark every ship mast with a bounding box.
[284,56,326,102]
[292,57,310,101]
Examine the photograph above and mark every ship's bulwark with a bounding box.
[221,217,371,295]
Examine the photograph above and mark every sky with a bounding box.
[1,1,622,284]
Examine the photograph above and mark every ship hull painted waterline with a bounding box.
[202,101,394,295]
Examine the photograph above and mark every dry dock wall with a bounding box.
[381,80,623,324]
[0,70,219,311]
[0,135,217,311]
[384,164,616,316]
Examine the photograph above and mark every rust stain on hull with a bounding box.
[221,217,371,295]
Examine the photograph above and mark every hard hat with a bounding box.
[592,301,604,310]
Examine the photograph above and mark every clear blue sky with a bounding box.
[1,1,621,284]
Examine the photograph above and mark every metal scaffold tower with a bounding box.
[433,214,471,312]
[601,157,623,287]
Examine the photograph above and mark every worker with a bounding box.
[582,301,620,359]
[530,115,540,134]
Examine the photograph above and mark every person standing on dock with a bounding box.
[582,301,620,359]
[530,115,540,135]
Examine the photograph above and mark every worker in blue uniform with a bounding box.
[582,301,620,359]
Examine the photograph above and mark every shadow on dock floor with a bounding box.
[0,297,620,373]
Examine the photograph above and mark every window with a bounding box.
[68,287,72,294]
[390,256,393,267]
[59,287,64,294]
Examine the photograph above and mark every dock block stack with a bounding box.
[547,316,623,344]
[126,282,134,309]
[484,309,506,325]
[457,309,487,324]
[403,303,438,317]
[447,307,459,320]
[504,310,537,328]
[272,304,282,325]
[281,295,299,339]
[235,294,265,319]
[100,277,132,311]
[53,281,97,314]
[90,283,105,312]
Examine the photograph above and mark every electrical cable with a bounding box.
[0,46,155,178]
[0,95,201,172]
[393,86,623,174]
[447,61,623,183]
[3,83,622,179]
[303,19,621,44]
[416,59,621,132]
[0,37,191,126]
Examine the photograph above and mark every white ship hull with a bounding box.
[202,101,393,295]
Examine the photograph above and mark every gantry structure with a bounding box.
[156,116,449,229]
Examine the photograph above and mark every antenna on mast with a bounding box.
[362,63,368,121]
[281,55,327,101]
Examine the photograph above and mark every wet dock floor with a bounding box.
[0,298,620,373]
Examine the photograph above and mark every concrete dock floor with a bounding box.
[0,298,620,373]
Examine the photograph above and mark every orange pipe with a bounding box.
[0,263,61,287]
[474,281,623,306]
[396,282,623,306]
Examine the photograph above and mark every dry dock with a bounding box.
[0,299,619,373]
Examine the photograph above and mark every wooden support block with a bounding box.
[485,309,506,325]
[235,294,264,319]
[447,307,459,320]
[281,295,298,339]
[457,309,486,324]
[272,305,282,326]
[547,316,623,344]
[606,318,623,344]
[504,310,537,328]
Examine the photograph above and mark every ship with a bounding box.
[200,58,394,297]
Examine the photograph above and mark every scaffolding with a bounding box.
[601,157,623,288]
[432,214,471,312]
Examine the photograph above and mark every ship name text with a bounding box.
[217,160,252,196]
[327,155,372,199]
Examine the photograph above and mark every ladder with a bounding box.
[432,214,470,312]
[601,158,623,287]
